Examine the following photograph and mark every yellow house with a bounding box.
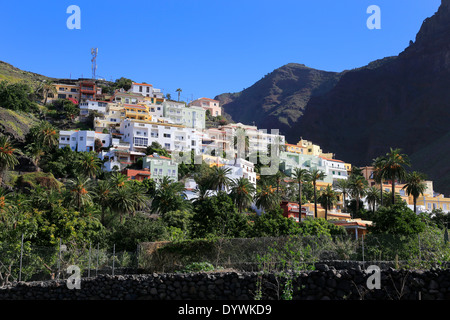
[289,138,335,158]
[124,104,152,121]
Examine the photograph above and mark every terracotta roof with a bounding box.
[319,156,344,163]
[133,83,153,87]
[147,155,172,160]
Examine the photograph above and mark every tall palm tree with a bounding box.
[93,180,112,225]
[176,88,182,101]
[335,178,350,213]
[318,185,338,220]
[76,152,102,179]
[309,168,326,218]
[0,135,19,186]
[372,156,387,206]
[380,148,411,205]
[66,176,93,212]
[254,181,279,213]
[403,171,427,214]
[210,166,232,192]
[365,186,380,214]
[348,175,368,216]
[292,168,310,210]
[230,177,255,213]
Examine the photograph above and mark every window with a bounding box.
[139,86,142,92]
[164,143,170,149]
[134,137,148,147]
[79,137,84,141]
[163,133,171,138]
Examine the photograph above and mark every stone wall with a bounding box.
[1,264,449,300]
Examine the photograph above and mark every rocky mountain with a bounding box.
[215,63,343,137]
[216,0,450,195]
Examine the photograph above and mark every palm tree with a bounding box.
[176,88,182,101]
[0,135,19,186]
[36,80,57,105]
[76,152,102,179]
[318,185,338,220]
[151,176,186,215]
[380,148,411,205]
[348,175,368,216]
[254,181,279,213]
[230,177,255,213]
[25,142,45,172]
[210,166,232,192]
[93,180,112,225]
[31,121,59,151]
[372,156,387,206]
[309,168,326,218]
[292,168,310,210]
[365,186,380,213]
[233,128,249,159]
[403,171,427,214]
[66,176,93,212]
[334,178,350,213]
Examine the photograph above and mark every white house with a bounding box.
[59,130,112,152]
[120,119,202,154]
[319,156,349,181]
[79,100,112,117]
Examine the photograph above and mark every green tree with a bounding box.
[114,77,133,91]
[298,217,346,237]
[334,178,350,213]
[0,81,38,112]
[250,208,300,237]
[379,148,411,205]
[28,121,59,151]
[254,181,280,213]
[25,142,45,172]
[191,192,250,239]
[229,177,255,213]
[176,88,182,101]
[402,171,427,214]
[209,166,232,192]
[368,202,426,235]
[0,135,19,186]
[76,152,102,179]
[151,176,187,216]
[365,186,380,214]
[292,168,310,210]
[108,213,168,251]
[318,185,338,220]
[308,168,326,218]
[65,176,94,212]
[372,156,387,206]
[348,175,368,216]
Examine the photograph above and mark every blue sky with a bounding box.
[0,0,441,101]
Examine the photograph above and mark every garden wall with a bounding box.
[1,263,450,300]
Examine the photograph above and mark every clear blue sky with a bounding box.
[0,0,441,101]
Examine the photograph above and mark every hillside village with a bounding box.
[40,77,450,239]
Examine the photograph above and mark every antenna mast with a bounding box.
[91,48,98,80]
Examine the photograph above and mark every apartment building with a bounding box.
[130,82,165,105]
[79,100,114,117]
[162,101,206,130]
[190,97,222,117]
[59,130,111,152]
[120,119,202,155]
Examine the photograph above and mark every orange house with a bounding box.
[121,168,152,181]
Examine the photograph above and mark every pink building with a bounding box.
[190,97,222,117]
